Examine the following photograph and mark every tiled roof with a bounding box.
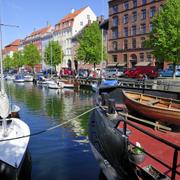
[3,39,21,55]
[57,7,87,24]
[5,39,21,48]
[29,26,52,37]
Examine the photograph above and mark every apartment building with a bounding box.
[108,0,164,68]
[22,25,53,56]
[3,39,21,57]
[53,6,96,68]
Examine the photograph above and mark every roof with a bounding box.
[5,39,21,48]
[29,26,52,37]
[135,62,151,66]
[57,7,87,24]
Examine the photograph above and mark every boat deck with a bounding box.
[118,117,180,179]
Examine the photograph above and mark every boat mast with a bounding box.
[0,19,4,94]
[0,18,8,137]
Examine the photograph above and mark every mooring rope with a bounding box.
[0,106,97,142]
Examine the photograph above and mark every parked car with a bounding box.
[77,69,90,78]
[159,65,180,77]
[60,68,74,77]
[124,66,158,79]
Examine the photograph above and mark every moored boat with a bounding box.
[14,74,25,83]
[0,25,30,179]
[47,79,64,89]
[122,90,180,125]
[24,74,33,82]
[89,86,180,180]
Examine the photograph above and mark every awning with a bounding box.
[135,62,151,66]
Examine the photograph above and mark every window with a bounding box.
[132,11,137,22]
[124,54,128,63]
[124,39,128,49]
[112,41,118,50]
[140,53,144,61]
[140,24,146,34]
[142,0,146,5]
[141,37,146,48]
[149,23,153,32]
[132,0,137,8]
[124,2,129,10]
[131,26,136,36]
[150,7,156,18]
[87,15,90,20]
[124,27,128,37]
[80,21,83,26]
[113,16,119,27]
[124,14,128,24]
[112,55,117,63]
[141,9,146,20]
[112,5,118,13]
[132,38,136,49]
[147,53,152,62]
[112,28,118,39]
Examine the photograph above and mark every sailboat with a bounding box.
[0,24,30,179]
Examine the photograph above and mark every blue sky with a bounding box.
[0,0,108,47]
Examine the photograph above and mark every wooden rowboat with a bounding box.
[122,90,180,125]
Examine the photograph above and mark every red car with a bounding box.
[124,66,158,79]
[60,68,74,77]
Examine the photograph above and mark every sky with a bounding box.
[0,0,108,47]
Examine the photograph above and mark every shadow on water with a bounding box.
[19,149,32,180]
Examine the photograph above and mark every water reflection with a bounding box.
[5,82,99,180]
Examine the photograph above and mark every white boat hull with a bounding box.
[14,79,25,83]
[47,80,64,89]
[24,75,33,82]
[0,118,30,168]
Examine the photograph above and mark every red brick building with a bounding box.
[108,0,164,68]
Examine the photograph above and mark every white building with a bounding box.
[53,6,96,69]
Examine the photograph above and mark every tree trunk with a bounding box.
[93,63,96,71]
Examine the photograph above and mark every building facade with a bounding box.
[108,0,164,68]
[3,39,21,57]
[22,25,53,56]
[53,6,96,68]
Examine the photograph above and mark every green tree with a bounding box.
[145,0,180,78]
[3,55,12,71]
[44,40,64,71]
[23,43,41,72]
[76,21,107,69]
[12,51,24,68]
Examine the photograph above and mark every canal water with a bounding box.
[6,82,101,180]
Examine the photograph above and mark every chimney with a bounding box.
[97,15,104,24]
[71,9,75,13]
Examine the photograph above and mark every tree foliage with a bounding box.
[3,55,12,70]
[12,51,24,68]
[44,40,64,68]
[146,0,180,74]
[23,43,41,68]
[76,21,107,67]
